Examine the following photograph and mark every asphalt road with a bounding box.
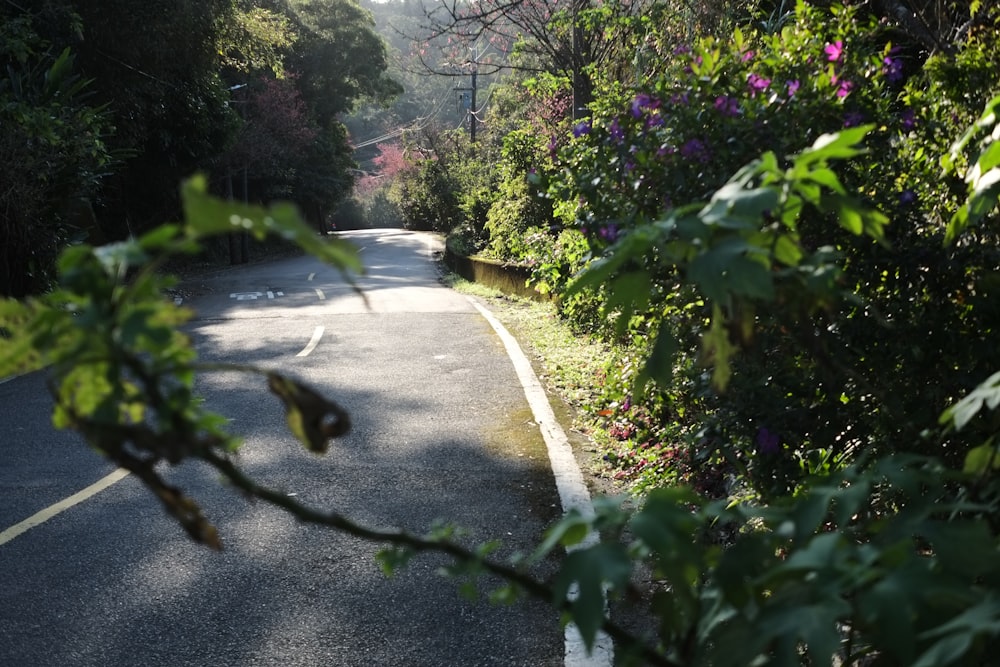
[0,229,569,666]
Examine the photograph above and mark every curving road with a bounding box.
[0,229,577,666]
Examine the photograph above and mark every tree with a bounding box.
[285,0,403,129]
[0,7,113,297]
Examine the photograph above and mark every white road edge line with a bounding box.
[467,297,614,667]
[0,468,131,547]
[296,325,325,357]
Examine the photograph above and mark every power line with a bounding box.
[351,85,454,150]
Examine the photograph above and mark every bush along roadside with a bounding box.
[531,1,1000,502]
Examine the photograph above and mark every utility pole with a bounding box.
[455,65,478,142]
[470,65,478,143]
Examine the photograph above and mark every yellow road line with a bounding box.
[0,468,130,546]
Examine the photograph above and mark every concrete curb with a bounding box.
[468,297,614,667]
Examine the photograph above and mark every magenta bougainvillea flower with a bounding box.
[787,80,801,97]
[831,74,853,98]
[747,73,771,96]
[824,40,844,62]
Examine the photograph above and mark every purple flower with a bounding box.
[741,50,755,63]
[824,40,844,63]
[680,138,710,163]
[670,92,689,106]
[898,189,917,206]
[608,117,624,144]
[630,93,661,119]
[900,108,916,131]
[713,95,740,117]
[572,120,591,137]
[787,79,800,97]
[883,55,904,83]
[747,73,771,97]
[843,111,865,128]
[598,224,619,241]
[755,428,781,456]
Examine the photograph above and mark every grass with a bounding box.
[445,276,608,415]
[441,274,625,491]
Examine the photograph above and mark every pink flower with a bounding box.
[747,73,771,97]
[824,40,844,62]
[835,78,854,98]
[786,80,800,97]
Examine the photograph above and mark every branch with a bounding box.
[199,448,679,667]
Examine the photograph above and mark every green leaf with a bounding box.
[376,546,415,577]
[945,94,1000,171]
[857,565,924,664]
[530,510,592,563]
[758,602,846,666]
[701,183,779,227]
[802,167,847,195]
[968,141,1000,180]
[687,236,774,302]
[0,299,43,377]
[912,634,974,667]
[797,125,873,164]
[606,271,651,334]
[920,521,999,578]
[774,532,844,573]
[635,326,678,394]
[772,234,803,266]
[964,441,1000,474]
[914,597,1000,667]
[554,543,632,650]
[702,306,738,391]
[940,370,1000,430]
[820,193,888,242]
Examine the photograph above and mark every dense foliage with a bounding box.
[0,0,399,295]
[348,0,1000,662]
[6,0,1000,664]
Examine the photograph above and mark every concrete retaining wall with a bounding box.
[443,248,548,301]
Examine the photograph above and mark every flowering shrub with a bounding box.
[540,1,1000,498]
[552,2,904,246]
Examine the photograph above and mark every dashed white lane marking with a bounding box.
[308,272,316,281]
[0,468,131,546]
[467,297,613,667]
[296,326,325,358]
[314,288,326,300]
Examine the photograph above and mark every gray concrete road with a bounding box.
[0,229,568,666]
